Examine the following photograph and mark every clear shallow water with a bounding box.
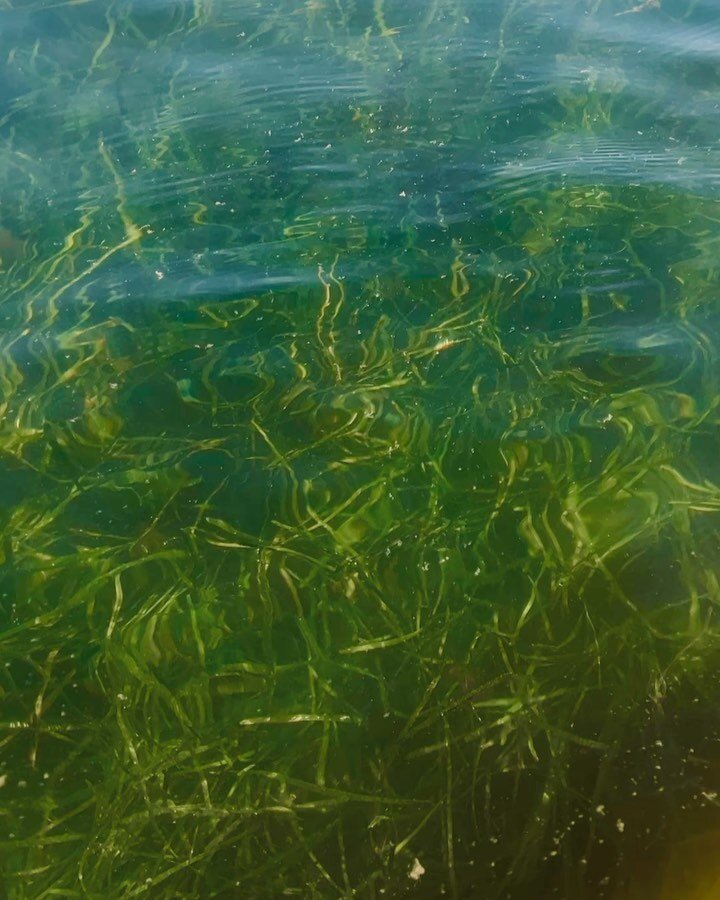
[1,0,720,896]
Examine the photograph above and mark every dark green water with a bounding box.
[2,0,720,896]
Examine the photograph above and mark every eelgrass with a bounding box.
[2,0,720,897]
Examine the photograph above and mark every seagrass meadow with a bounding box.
[1,0,720,896]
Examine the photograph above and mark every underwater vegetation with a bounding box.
[1,0,720,896]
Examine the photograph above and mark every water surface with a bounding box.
[2,0,720,896]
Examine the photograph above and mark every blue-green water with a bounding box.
[2,0,720,896]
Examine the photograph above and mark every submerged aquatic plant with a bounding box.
[1,0,720,897]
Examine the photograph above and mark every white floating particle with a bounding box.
[409,858,425,881]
